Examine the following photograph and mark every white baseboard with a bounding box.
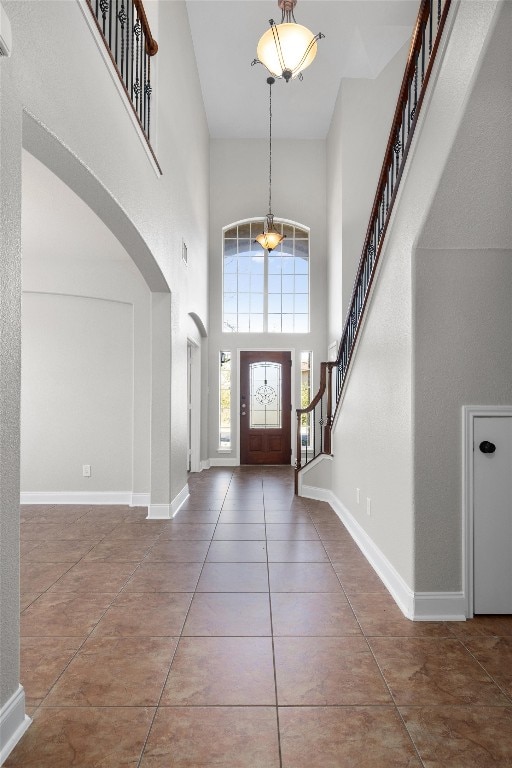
[130,493,150,507]
[413,591,467,621]
[171,484,190,516]
[302,485,467,622]
[300,483,333,503]
[208,457,239,467]
[147,484,190,520]
[0,686,31,765]
[20,491,133,505]
[200,460,211,471]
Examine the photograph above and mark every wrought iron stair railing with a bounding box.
[295,0,451,489]
[86,0,160,170]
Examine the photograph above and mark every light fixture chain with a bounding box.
[268,77,272,215]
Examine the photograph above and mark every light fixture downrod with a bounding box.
[255,77,286,253]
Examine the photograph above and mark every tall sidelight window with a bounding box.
[219,351,232,449]
[223,219,309,333]
[300,351,312,448]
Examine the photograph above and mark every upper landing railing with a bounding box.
[296,0,451,489]
[86,0,160,169]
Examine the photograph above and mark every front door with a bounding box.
[474,415,512,614]
[240,351,291,465]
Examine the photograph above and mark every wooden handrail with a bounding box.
[133,0,158,56]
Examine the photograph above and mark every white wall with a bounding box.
[21,151,152,498]
[326,42,409,345]
[0,0,209,723]
[208,138,327,463]
[4,0,209,503]
[326,0,504,604]
[412,0,512,592]
[413,248,512,592]
[21,294,133,492]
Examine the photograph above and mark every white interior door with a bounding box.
[474,415,512,614]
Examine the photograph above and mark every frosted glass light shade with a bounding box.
[255,229,285,252]
[257,22,317,81]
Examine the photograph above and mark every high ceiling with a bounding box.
[186,0,418,139]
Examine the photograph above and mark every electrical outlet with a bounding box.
[82,464,91,478]
[356,488,360,504]
[366,497,371,516]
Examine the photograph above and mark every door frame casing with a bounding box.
[236,347,296,466]
[462,405,512,618]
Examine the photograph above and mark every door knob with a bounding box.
[479,440,496,454]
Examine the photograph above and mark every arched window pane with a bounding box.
[223,219,309,333]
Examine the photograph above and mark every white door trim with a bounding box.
[462,405,512,618]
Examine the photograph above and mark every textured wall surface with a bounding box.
[326,42,408,342]
[0,68,22,709]
[414,249,512,591]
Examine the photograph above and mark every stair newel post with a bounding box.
[324,362,334,455]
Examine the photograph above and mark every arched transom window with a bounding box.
[223,219,309,333]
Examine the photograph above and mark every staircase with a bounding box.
[295,0,452,492]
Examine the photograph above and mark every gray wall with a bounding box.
[0,63,22,711]
[413,248,512,591]
[326,42,408,344]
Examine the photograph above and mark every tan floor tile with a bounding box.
[182,592,271,636]
[401,706,512,767]
[332,560,388,594]
[19,540,40,556]
[206,540,267,562]
[23,540,97,563]
[93,592,193,636]
[264,509,312,523]
[145,540,210,562]
[322,539,362,560]
[280,706,422,767]
[55,520,119,540]
[161,637,275,705]
[123,562,202,592]
[271,592,360,636]
[50,562,137,592]
[269,562,343,592]
[275,636,391,705]
[314,523,352,541]
[76,506,132,524]
[463,636,512,697]
[83,538,154,562]
[21,636,82,706]
[105,522,166,541]
[369,637,510,705]
[266,523,320,540]
[140,707,280,768]
[448,614,512,639]
[20,506,91,525]
[350,593,454,636]
[171,509,220,523]
[218,509,266,523]
[213,523,266,540]
[158,522,216,540]
[20,562,73,593]
[44,636,177,706]
[20,593,40,612]
[21,592,116,637]
[197,562,269,592]
[3,706,155,768]
[267,539,329,562]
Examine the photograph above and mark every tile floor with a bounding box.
[7,466,512,767]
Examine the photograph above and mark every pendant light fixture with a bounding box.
[252,0,324,83]
[255,77,286,253]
